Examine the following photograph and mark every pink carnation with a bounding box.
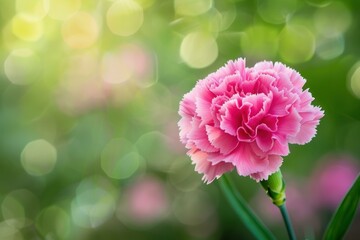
[178,58,324,183]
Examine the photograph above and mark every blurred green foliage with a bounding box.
[0,0,359,239]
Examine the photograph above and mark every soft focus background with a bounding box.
[0,0,359,239]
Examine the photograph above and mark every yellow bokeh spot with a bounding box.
[16,0,48,21]
[134,0,155,9]
[2,23,28,50]
[180,31,218,69]
[21,139,57,176]
[48,0,81,20]
[106,0,144,36]
[279,24,315,64]
[174,0,212,16]
[62,12,99,49]
[12,14,43,42]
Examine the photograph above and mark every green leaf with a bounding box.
[218,175,276,240]
[323,174,360,240]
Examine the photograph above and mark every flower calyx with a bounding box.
[260,170,286,207]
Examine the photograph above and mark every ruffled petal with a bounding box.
[219,98,244,136]
[195,84,215,125]
[290,107,324,144]
[250,155,283,181]
[188,118,218,152]
[255,129,274,152]
[277,108,302,137]
[268,138,290,156]
[188,148,233,184]
[206,125,239,154]
[178,116,192,144]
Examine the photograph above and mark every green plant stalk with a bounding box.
[218,175,276,240]
[261,170,297,240]
[279,204,297,240]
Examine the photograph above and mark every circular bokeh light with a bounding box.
[106,0,144,36]
[241,24,278,60]
[257,0,297,24]
[316,35,344,60]
[1,195,25,229]
[11,14,43,41]
[348,62,360,99]
[71,176,116,228]
[0,222,23,240]
[174,0,212,16]
[314,1,351,38]
[20,139,57,176]
[180,31,218,69]
[16,0,48,21]
[48,0,81,20]
[101,138,141,180]
[36,206,71,239]
[4,49,41,85]
[62,12,99,49]
[279,24,315,64]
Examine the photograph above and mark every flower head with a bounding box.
[178,58,324,183]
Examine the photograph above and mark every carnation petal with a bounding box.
[188,118,218,152]
[290,107,324,144]
[262,115,278,132]
[237,127,253,142]
[268,138,290,156]
[219,144,269,176]
[246,94,272,130]
[250,155,283,181]
[255,129,274,152]
[290,121,319,145]
[188,148,233,184]
[206,125,239,154]
[253,61,274,71]
[178,117,192,144]
[210,95,229,126]
[179,91,196,117]
[277,108,302,137]
[203,162,234,184]
[256,74,276,94]
[268,90,293,116]
[219,98,243,136]
[195,84,215,125]
[289,69,306,89]
[242,93,267,117]
[298,89,314,109]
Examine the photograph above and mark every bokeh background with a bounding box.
[0,0,359,239]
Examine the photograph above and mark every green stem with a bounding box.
[279,204,296,240]
[218,175,276,240]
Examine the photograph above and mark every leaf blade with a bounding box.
[218,175,276,240]
[323,174,360,240]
